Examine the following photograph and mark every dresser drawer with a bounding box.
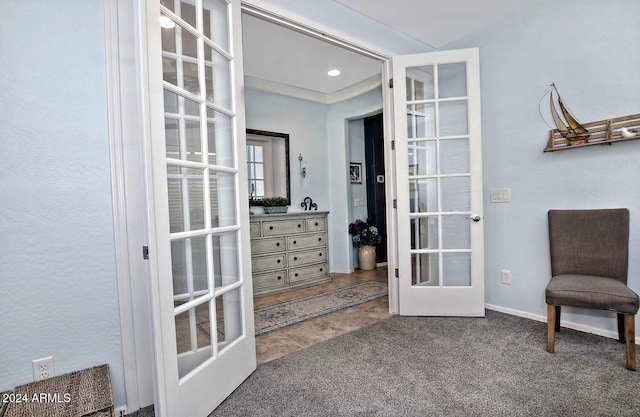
[251,237,286,255]
[253,270,287,290]
[306,217,326,232]
[251,253,286,273]
[288,248,327,267]
[287,233,326,251]
[263,219,305,236]
[289,262,329,283]
[250,222,261,237]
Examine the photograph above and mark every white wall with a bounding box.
[443,0,640,335]
[0,0,125,406]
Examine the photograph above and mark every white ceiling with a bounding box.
[241,14,382,96]
[335,0,537,49]
[242,0,536,97]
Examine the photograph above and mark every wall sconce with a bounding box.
[298,153,307,177]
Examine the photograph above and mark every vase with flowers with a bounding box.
[348,218,382,270]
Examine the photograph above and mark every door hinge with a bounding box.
[142,245,149,260]
[391,140,395,150]
[389,78,393,88]
[393,199,397,209]
[395,268,399,278]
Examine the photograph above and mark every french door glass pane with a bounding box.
[411,253,438,286]
[171,236,209,296]
[410,216,438,250]
[212,232,240,288]
[441,215,470,249]
[409,178,437,213]
[406,66,434,100]
[440,139,469,174]
[175,302,213,378]
[442,253,471,286]
[207,109,234,168]
[216,287,243,350]
[203,0,230,53]
[438,63,467,98]
[441,177,470,212]
[205,51,231,109]
[168,167,206,233]
[210,171,237,227]
[439,101,468,136]
[407,104,435,139]
[408,140,436,176]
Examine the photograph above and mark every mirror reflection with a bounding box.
[247,129,290,205]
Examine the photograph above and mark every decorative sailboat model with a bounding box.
[547,83,590,142]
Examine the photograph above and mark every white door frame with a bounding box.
[106,1,400,411]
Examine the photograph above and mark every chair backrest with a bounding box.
[548,209,629,282]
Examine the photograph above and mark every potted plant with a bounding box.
[348,218,382,270]
[262,196,289,214]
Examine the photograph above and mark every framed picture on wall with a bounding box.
[350,162,362,184]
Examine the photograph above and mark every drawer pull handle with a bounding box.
[293,240,297,244]
[295,273,299,277]
[276,242,280,246]
[318,238,322,242]
[269,226,274,230]
[320,268,323,272]
[298,224,302,228]
[277,260,281,264]
[278,276,282,280]
[294,256,298,261]
[315,222,319,226]
[319,253,323,257]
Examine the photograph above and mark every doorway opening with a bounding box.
[240,7,394,357]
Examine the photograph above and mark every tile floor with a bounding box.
[255,265,391,364]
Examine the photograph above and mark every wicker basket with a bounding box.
[5,364,114,417]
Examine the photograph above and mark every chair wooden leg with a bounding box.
[625,314,636,371]
[618,314,626,343]
[555,305,561,332]
[547,304,556,353]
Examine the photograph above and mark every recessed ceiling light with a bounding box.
[160,15,176,29]
[327,69,341,77]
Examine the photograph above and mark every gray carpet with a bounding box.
[210,310,640,417]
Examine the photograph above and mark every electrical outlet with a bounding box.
[115,406,128,417]
[501,270,512,285]
[32,356,55,381]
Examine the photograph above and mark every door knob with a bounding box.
[470,215,481,222]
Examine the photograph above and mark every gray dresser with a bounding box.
[250,211,331,296]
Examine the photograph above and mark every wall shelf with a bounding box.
[544,113,640,152]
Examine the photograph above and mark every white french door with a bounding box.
[393,48,485,316]
[141,0,256,416]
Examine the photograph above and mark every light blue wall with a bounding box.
[443,0,640,333]
[327,88,383,272]
[0,0,125,406]
[244,88,330,213]
[245,87,383,272]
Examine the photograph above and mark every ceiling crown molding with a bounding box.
[244,75,381,104]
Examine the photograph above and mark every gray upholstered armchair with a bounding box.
[545,209,639,370]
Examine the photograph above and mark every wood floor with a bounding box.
[254,266,391,365]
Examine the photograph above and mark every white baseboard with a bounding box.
[330,268,354,274]
[485,304,640,344]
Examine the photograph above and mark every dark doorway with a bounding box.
[364,113,387,263]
